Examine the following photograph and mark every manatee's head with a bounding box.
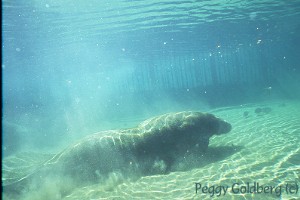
[156,111,232,153]
[138,111,232,155]
[140,111,231,147]
[210,114,232,135]
[178,112,232,137]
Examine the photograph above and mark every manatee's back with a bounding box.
[46,130,142,183]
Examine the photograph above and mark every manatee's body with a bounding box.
[3,111,231,190]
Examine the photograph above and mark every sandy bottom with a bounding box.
[57,100,298,200]
[3,100,300,200]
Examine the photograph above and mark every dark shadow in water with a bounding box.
[170,145,243,172]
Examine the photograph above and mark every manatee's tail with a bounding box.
[2,152,55,190]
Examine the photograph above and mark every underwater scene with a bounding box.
[2,0,300,199]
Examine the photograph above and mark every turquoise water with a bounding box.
[62,101,300,200]
[2,0,300,199]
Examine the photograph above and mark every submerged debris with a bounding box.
[243,111,249,118]
[255,107,272,115]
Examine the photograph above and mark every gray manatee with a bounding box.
[3,111,231,191]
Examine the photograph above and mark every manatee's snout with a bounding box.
[217,120,232,135]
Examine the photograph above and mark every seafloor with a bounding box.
[3,100,300,200]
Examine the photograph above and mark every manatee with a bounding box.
[3,111,231,193]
